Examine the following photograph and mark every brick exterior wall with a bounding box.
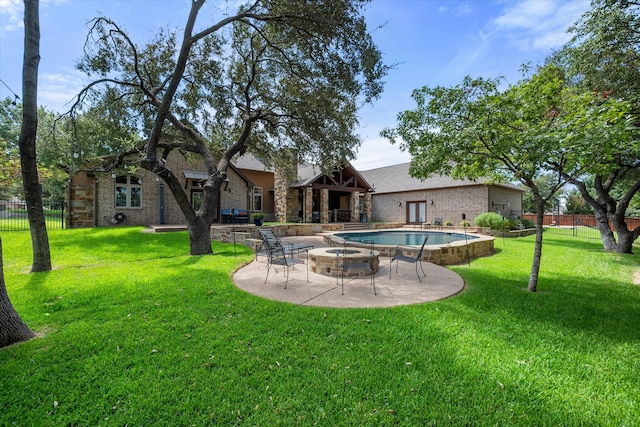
[68,150,251,228]
[371,185,521,226]
[488,186,523,218]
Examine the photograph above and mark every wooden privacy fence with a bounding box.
[0,200,65,231]
[522,214,640,239]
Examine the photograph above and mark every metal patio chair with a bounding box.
[258,228,314,288]
[389,236,429,282]
[338,240,377,296]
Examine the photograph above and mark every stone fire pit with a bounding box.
[308,247,380,278]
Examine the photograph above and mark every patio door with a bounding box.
[407,201,426,224]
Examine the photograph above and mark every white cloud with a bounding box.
[39,71,85,112]
[453,3,473,16]
[0,0,23,31]
[1,0,68,32]
[351,136,411,171]
[492,0,589,51]
[441,30,492,79]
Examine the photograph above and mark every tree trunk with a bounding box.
[527,201,546,292]
[0,239,35,349]
[19,0,51,273]
[594,207,617,251]
[142,158,219,256]
[611,213,640,254]
[188,216,214,255]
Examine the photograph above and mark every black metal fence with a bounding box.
[522,213,640,240]
[0,200,65,231]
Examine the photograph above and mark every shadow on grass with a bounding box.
[452,261,640,344]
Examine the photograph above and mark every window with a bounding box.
[115,175,142,208]
[252,187,263,211]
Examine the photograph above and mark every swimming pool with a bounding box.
[335,230,477,246]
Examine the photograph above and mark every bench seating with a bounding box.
[221,209,249,224]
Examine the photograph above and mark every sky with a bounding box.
[0,0,591,171]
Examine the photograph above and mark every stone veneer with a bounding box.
[323,229,494,266]
[67,183,94,227]
[209,223,493,265]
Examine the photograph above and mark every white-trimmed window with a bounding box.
[115,175,142,208]
[252,187,263,211]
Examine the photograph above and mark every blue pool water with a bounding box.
[335,230,477,246]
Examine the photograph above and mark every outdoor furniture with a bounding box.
[258,228,314,287]
[221,209,249,224]
[338,240,377,296]
[389,236,429,282]
[433,217,443,228]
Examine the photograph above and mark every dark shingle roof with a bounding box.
[360,162,523,194]
[233,154,274,172]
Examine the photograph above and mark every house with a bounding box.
[66,150,253,227]
[65,153,523,228]
[360,163,524,226]
[233,156,374,224]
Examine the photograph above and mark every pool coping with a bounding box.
[323,228,495,266]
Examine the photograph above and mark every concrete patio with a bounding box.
[232,235,465,308]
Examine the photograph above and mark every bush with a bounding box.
[508,219,523,230]
[460,220,471,227]
[522,218,535,229]
[445,220,454,226]
[474,212,509,230]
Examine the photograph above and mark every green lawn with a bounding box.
[0,209,65,231]
[1,228,639,426]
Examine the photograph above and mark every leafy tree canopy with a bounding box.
[382,63,630,291]
[69,0,388,255]
[553,0,640,252]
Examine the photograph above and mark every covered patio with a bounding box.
[275,163,374,224]
[232,235,465,308]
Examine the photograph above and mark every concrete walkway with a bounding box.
[232,235,465,308]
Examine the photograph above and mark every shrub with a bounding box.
[508,219,523,230]
[474,212,508,230]
[460,220,471,227]
[445,220,454,226]
[522,218,535,229]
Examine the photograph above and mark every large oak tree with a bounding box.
[557,0,640,252]
[70,0,387,255]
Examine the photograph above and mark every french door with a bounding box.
[407,201,426,224]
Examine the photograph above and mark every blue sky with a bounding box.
[0,0,590,170]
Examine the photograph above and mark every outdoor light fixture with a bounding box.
[223,177,230,192]
[430,199,434,205]
[398,201,402,207]
[111,172,116,179]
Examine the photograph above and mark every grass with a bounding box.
[0,209,65,231]
[1,227,639,426]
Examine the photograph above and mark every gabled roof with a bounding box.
[290,163,323,187]
[360,162,524,194]
[291,162,372,192]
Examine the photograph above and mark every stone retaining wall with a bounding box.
[323,231,495,266]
